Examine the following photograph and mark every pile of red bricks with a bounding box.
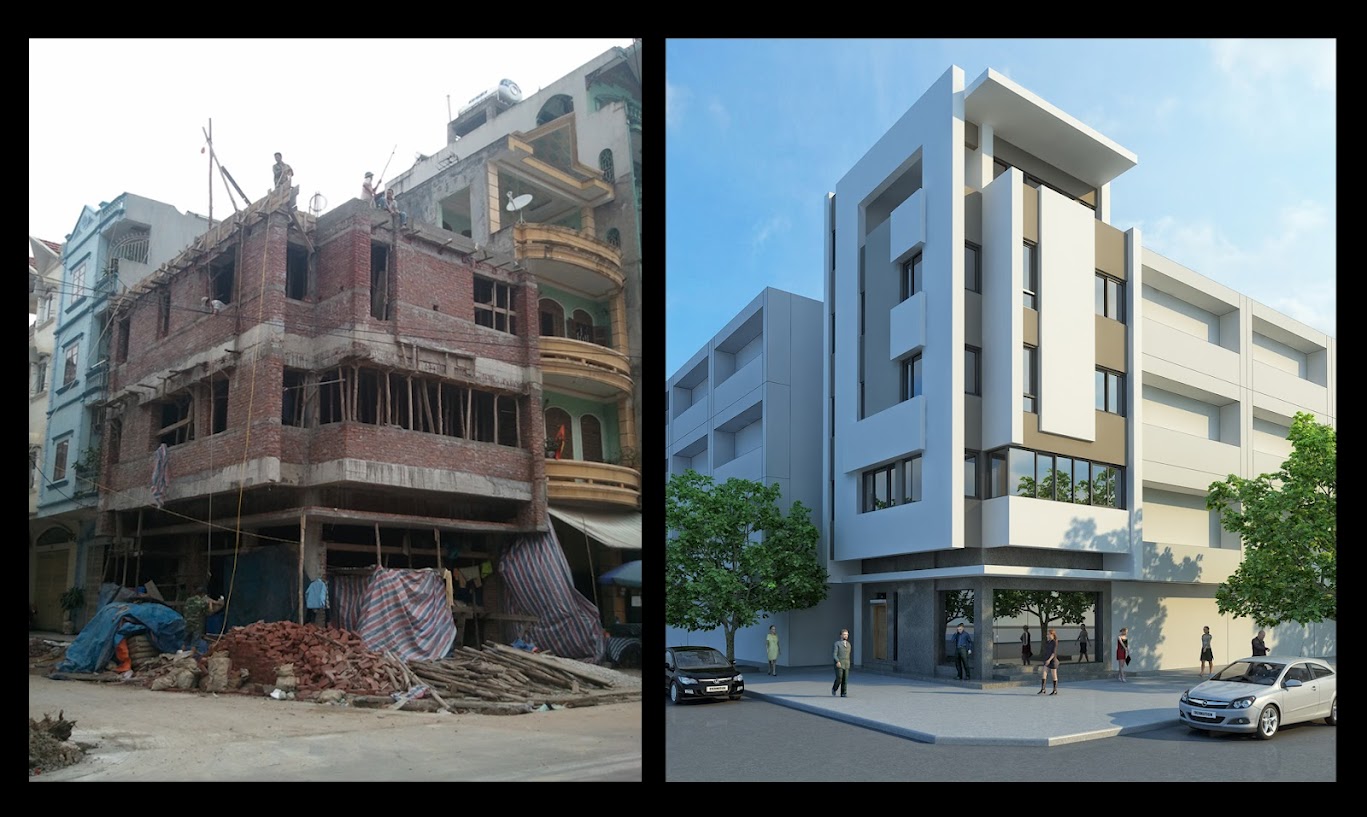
[208,621,399,696]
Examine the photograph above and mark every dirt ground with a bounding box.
[29,641,642,782]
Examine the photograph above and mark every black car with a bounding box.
[666,646,745,704]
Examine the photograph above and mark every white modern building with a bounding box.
[820,65,1336,678]
[665,287,848,666]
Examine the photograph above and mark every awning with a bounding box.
[548,506,641,550]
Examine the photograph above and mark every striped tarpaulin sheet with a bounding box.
[151,444,169,507]
[356,567,456,662]
[498,527,606,664]
[329,573,373,633]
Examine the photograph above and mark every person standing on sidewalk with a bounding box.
[1077,624,1089,662]
[1038,628,1061,695]
[952,623,974,681]
[1199,625,1215,676]
[832,628,852,697]
[766,625,780,676]
[1020,624,1032,666]
[1116,627,1131,682]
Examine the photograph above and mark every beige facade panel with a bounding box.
[1022,410,1126,465]
[1022,307,1038,347]
[1022,184,1039,244]
[1095,315,1126,373]
[1095,220,1126,280]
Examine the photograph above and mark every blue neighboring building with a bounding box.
[31,193,210,631]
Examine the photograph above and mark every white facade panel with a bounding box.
[1142,425,1240,489]
[1142,386,1220,438]
[981,495,1130,552]
[1251,332,1306,377]
[1252,362,1327,415]
[1142,487,1219,549]
[1036,186,1095,440]
[841,398,924,475]
[1136,541,1242,585]
[672,399,709,443]
[839,497,946,559]
[1142,284,1221,343]
[714,445,763,483]
[888,292,926,362]
[713,355,762,416]
[1141,320,1241,389]
[981,168,1023,451]
[889,187,926,264]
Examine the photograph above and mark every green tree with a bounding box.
[994,590,1094,647]
[943,590,974,628]
[665,471,829,662]
[1206,412,1335,626]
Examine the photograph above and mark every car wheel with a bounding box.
[1256,704,1280,739]
[670,681,682,705]
[1325,697,1337,726]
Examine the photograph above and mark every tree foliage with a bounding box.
[665,471,828,662]
[994,590,1094,641]
[943,590,974,628]
[1207,412,1335,627]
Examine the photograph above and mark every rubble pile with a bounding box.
[29,638,68,674]
[29,711,83,776]
[208,621,402,697]
[406,642,642,711]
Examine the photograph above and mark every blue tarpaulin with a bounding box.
[53,602,187,674]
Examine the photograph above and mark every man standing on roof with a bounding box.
[273,153,293,191]
[362,172,381,207]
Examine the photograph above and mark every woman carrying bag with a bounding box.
[1116,627,1131,682]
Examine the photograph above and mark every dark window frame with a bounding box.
[964,242,981,293]
[901,251,923,302]
[861,464,896,513]
[1023,345,1037,413]
[902,352,923,402]
[474,275,517,335]
[1022,241,1038,310]
[964,451,979,498]
[984,445,1125,509]
[1095,368,1125,416]
[1095,271,1125,322]
[965,346,980,396]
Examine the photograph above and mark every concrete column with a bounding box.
[969,123,994,190]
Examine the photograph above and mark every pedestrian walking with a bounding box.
[1077,624,1090,662]
[766,625,780,676]
[1037,628,1061,695]
[1116,627,1131,682]
[1251,629,1268,656]
[832,628,851,697]
[952,623,974,681]
[1020,624,1032,666]
[1200,625,1215,676]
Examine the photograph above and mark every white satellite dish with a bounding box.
[506,191,533,223]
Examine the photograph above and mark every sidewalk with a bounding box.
[738,663,1205,746]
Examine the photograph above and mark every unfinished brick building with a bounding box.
[98,184,547,637]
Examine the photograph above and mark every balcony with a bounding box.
[515,223,623,298]
[539,336,633,398]
[545,459,640,509]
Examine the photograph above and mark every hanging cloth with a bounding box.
[151,443,169,508]
[305,578,329,610]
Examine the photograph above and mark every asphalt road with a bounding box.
[30,673,641,782]
[665,694,1336,781]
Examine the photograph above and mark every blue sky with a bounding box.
[665,38,1336,375]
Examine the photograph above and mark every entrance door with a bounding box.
[872,603,888,660]
[34,549,70,631]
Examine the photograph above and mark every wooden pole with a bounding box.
[207,119,213,225]
[374,522,382,567]
[134,509,143,586]
[298,511,306,624]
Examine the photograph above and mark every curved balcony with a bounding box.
[539,336,633,398]
[545,459,640,509]
[515,224,623,298]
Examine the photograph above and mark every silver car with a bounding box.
[1179,656,1337,739]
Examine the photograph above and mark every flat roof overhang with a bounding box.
[964,69,1138,189]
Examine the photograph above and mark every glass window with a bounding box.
[1055,456,1073,503]
[1093,465,1115,508]
[1095,274,1105,316]
[863,465,894,512]
[965,347,979,395]
[989,451,1007,498]
[1107,277,1124,322]
[70,262,86,304]
[902,252,922,301]
[965,243,980,293]
[1023,346,1037,413]
[1036,452,1054,501]
[903,353,922,402]
[964,453,978,498]
[53,439,69,481]
[903,456,922,503]
[1096,370,1106,411]
[1097,370,1124,415]
[1009,448,1035,498]
[1022,243,1038,310]
[63,345,78,387]
[1073,459,1091,505]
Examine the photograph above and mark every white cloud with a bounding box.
[707,98,730,130]
[1211,39,1335,92]
[666,79,690,129]
[751,214,791,251]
